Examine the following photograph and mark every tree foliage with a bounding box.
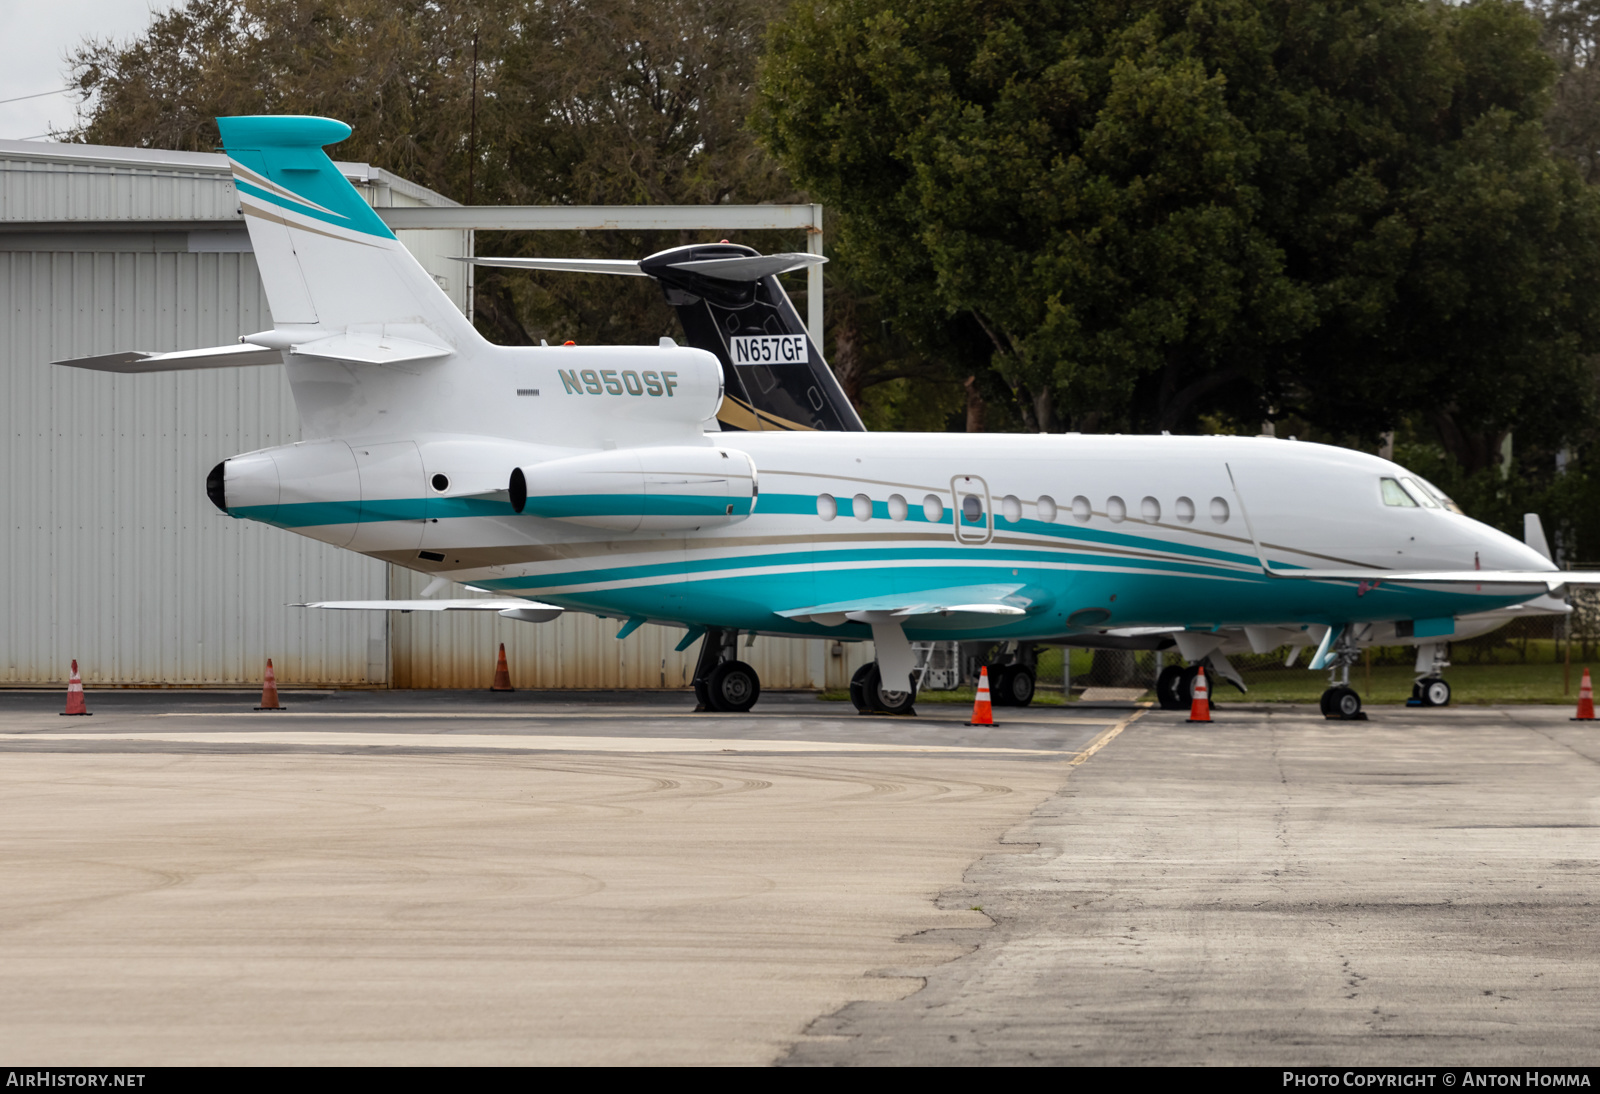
[67,0,800,347]
[757,0,1600,466]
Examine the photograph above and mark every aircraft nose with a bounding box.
[1474,522,1557,571]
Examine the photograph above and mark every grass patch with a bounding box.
[1218,662,1581,704]
[820,661,1587,706]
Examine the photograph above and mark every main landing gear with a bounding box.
[1407,643,1452,707]
[968,642,1037,709]
[1156,664,1204,711]
[1319,627,1368,721]
[692,626,761,713]
[849,662,917,715]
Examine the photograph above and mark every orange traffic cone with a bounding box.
[255,658,285,710]
[490,643,514,692]
[1187,666,1212,723]
[60,659,91,716]
[1574,667,1594,721]
[967,666,996,726]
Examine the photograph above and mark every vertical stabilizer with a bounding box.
[216,116,479,347]
[640,244,864,432]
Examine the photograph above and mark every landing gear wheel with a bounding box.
[706,660,760,713]
[1415,677,1451,707]
[849,663,875,713]
[1156,665,1188,711]
[1179,665,1201,706]
[1320,685,1363,720]
[999,666,1036,707]
[984,664,1013,706]
[862,663,917,716]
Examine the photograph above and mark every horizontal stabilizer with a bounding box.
[777,584,1030,627]
[665,252,826,281]
[54,344,284,372]
[459,253,826,282]
[297,599,562,622]
[459,256,647,276]
[289,332,452,365]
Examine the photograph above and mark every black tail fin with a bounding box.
[639,244,863,433]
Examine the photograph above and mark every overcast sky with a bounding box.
[0,0,177,141]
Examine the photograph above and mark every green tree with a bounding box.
[65,0,805,349]
[757,0,1600,459]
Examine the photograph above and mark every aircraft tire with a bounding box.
[1418,677,1451,707]
[707,660,761,713]
[1156,665,1188,710]
[863,664,917,716]
[849,663,875,713]
[1000,666,1036,707]
[1321,685,1362,719]
[985,664,1014,707]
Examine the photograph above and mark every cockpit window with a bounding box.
[1380,478,1419,507]
[1400,477,1438,508]
[1414,476,1464,514]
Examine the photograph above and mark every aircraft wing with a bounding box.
[1260,568,1592,592]
[775,584,1030,627]
[297,599,563,622]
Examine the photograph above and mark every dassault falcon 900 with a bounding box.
[56,116,1596,718]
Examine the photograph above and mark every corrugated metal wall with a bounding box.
[0,139,850,690]
[0,247,389,685]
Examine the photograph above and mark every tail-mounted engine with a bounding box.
[510,446,757,532]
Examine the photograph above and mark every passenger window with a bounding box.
[1175,496,1195,524]
[887,494,908,521]
[1001,495,1022,523]
[1037,495,1058,522]
[1380,478,1419,507]
[962,494,983,523]
[1141,496,1161,524]
[852,493,872,521]
[1106,496,1126,523]
[1071,496,1092,522]
[923,494,945,522]
[1210,497,1230,523]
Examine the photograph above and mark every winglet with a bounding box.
[1525,513,1554,562]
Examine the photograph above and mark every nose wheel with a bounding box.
[1320,685,1366,720]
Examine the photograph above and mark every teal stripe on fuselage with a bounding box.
[227,486,1536,631]
[477,543,1264,592]
[507,561,1532,638]
[231,487,1262,573]
[229,495,517,529]
[523,494,754,519]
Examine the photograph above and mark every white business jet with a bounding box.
[55,116,1592,718]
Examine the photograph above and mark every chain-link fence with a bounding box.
[1050,588,1598,701]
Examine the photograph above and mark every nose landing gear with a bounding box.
[1319,627,1369,721]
